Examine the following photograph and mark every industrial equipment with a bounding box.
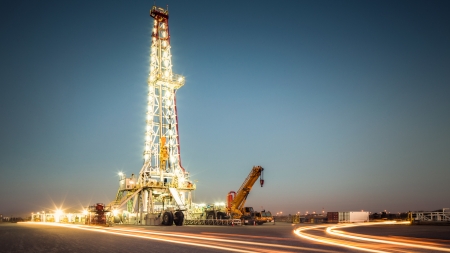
[256,210,274,223]
[227,166,266,225]
[108,7,267,227]
[182,166,266,225]
[109,5,195,226]
[408,208,450,225]
[86,203,111,226]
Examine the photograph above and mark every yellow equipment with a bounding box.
[227,166,265,224]
[159,137,169,174]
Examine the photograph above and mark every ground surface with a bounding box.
[0,222,449,252]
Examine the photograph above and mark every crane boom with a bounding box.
[228,166,264,219]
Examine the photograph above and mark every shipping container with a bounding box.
[329,211,369,223]
[349,211,369,222]
[327,212,339,223]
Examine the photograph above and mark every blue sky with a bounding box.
[1,0,449,217]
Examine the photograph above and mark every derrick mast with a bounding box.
[142,5,186,184]
[112,6,195,226]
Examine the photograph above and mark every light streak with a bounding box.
[327,221,450,252]
[23,223,252,253]
[294,221,450,252]
[294,224,387,253]
[104,226,333,252]
[201,232,301,242]
[23,222,334,253]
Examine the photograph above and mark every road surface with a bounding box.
[1,221,449,252]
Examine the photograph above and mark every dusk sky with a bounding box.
[1,0,449,217]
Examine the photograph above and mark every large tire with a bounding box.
[162,211,174,226]
[174,211,184,226]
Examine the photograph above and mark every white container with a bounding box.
[339,211,369,223]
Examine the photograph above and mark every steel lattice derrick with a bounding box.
[139,5,187,187]
[111,6,196,224]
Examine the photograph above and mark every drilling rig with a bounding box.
[109,6,268,227]
[110,5,195,226]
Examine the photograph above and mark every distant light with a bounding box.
[118,172,123,176]
[55,209,63,222]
